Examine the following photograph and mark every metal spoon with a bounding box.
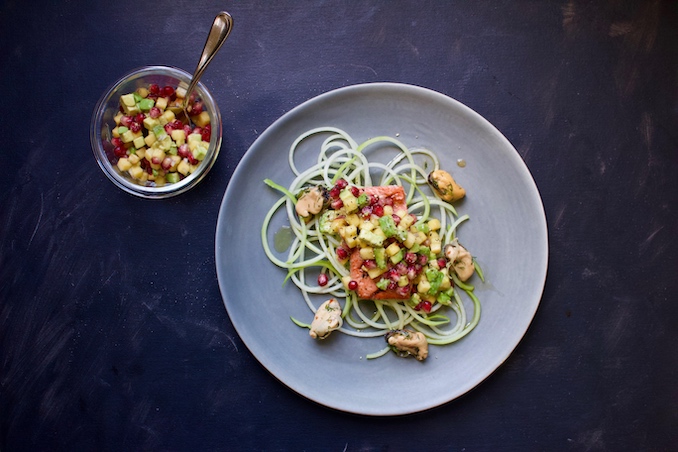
[183,11,233,118]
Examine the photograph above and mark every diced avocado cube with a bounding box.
[358,228,384,247]
[152,124,167,141]
[166,172,180,183]
[192,145,208,161]
[390,249,404,264]
[376,279,389,290]
[357,193,369,207]
[319,210,338,234]
[138,98,155,111]
[374,247,386,269]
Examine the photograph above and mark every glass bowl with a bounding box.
[90,65,222,199]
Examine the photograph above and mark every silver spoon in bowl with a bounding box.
[183,11,233,122]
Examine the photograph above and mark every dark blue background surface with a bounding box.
[1,1,677,450]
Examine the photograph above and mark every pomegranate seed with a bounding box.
[336,247,349,260]
[335,179,348,189]
[387,281,397,290]
[135,113,146,123]
[392,214,401,225]
[406,267,418,280]
[113,146,127,157]
[192,127,202,136]
[201,127,211,142]
[177,144,190,158]
[120,115,133,127]
[363,259,377,270]
[140,158,151,173]
[171,119,183,129]
[191,101,203,115]
[396,285,411,297]
[187,154,199,165]
[161,157,173,170]
[183,125,192,136]
[149,84,160,95]
[369,195,378,205]
[348,280,358,291]
[130,122,141,133]
[149,107,161,118]
[164,124,174,134]
[329,186,341,199]
[437,258,447,269]
[350,186,360,197]
[177,144,191,158]
[317,273,329,286]
[331,199,344,210]
[420,301,433,313]
[360,206,373,217]
[405,252,417,264]
[418,254,429,265]
[111,137,123,147]
[383,197,394,206]
[395,262,408,275]
[373,205,384,217]
[162,86,175,97]
[387,269,400,281]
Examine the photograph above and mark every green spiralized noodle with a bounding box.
[261,127,482,358]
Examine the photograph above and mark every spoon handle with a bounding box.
[186,11,233,99]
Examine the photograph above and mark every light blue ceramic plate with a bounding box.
[215,83,548,415]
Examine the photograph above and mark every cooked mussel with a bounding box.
[295,186,330,218]
[385,329,429,361]
[428,169,465,202]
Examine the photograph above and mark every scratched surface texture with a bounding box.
[1,0,677,450]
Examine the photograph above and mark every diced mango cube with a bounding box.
[359,247,375,260]
[386,243,401,257]
[128,165,144,179]
[117,158,132,171]
[193,111,210,127]
[346,214,360,227]
[171,129,186,145]
[155,97,168,110]
[177,159,191,176]
[367,267,386,279]
[428,218,441,231]
[133,136,146,149]
[404,231,416,249]
[360,221,374,232]
[121,130,136,143]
